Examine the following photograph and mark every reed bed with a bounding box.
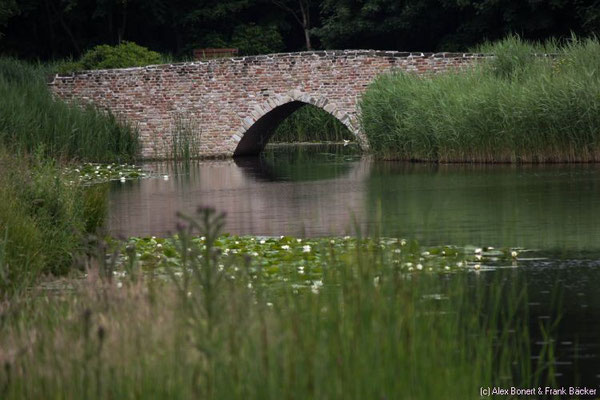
[0,58,139,162]
[361,36,600,162]
[0,150,108,295]
[0,208,557,399]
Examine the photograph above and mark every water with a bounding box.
[108,144,600,387]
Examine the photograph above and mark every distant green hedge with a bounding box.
[59,41,162,74]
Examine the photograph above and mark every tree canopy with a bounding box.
[0,0,598,60]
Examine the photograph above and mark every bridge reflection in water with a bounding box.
[108,145,370,238]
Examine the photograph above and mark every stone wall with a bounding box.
[49,50,487,159]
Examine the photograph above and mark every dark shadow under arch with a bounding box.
[234,101,307,156]
[233,100,358,156]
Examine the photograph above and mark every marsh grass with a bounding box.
[361,36,600,162]
[0,208,558,399]
[169,113,202,160]
[0,150,109,295]
[0,58,139,162]
[273,104,354,143]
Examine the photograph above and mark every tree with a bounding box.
[0,0,17,39]
[272,0,315,50]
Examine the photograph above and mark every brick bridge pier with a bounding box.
[50,50,485,159]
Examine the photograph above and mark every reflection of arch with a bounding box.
[233,144,358,182]
[231,90,367,156]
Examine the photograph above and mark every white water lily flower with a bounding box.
[266,302,273,307]
[297,238,302,243]
[475,248,482,254]
[444,266,450,270]
[511,251,518,258]
[281,245,290,250]
[400,239,407,246]
[156,243,162,249]
[474,264,481,270]
[394,249,401,254]
[303,245,311,253]
[117,282,123,289]
[251,252,259,257]
[475,254,482,261]
[344,236,351,240]
[260,239,266,244]
[200,236,206,241]
[417,264,423,270]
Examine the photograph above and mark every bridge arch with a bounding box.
[231,90,368,156]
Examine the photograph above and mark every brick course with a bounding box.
[49,50,487,159]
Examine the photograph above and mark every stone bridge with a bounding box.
[50,50,485,159]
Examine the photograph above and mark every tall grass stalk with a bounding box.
[0,208,557,399]
[169,113,202,160]
[0,58,139,162]
[361,36,600,162]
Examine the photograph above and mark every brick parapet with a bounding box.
[50,50,488,159]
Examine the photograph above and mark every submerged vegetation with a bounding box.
[0,58,139,162]
[273,104,354,143]
[361,36,600,162]
[0,208,558,399]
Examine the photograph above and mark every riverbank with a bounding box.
[361,36,600,162]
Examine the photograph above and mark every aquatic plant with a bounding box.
[0,207,558,399]
[361,36,600,162]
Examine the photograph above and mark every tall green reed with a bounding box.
[0,150,109,296]
[0,57,139,162]
[361,36,600,162]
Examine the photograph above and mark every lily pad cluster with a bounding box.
[114,235,522,291]
[62,162,151,185]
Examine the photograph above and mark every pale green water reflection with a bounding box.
[109,144,600,253]
[107,144,600,386]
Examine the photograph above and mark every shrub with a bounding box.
[59,41,162,73]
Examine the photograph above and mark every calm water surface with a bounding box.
[109,144,600,387]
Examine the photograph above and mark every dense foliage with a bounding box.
[0,0,599,60]
[272,104,353,142]
[59,41,163,73]
[361,36,600,162]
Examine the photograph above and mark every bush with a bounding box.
[59,41,162,73]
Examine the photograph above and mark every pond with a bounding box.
[108,143,600,387]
